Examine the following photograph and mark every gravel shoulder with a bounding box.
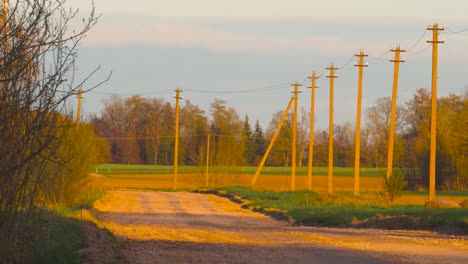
[91,191,467,264]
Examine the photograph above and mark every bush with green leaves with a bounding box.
[383,170,408,203]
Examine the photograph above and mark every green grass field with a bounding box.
[94,163,386,177]
[217,187,468,233]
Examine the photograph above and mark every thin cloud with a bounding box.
[83,19,391,56]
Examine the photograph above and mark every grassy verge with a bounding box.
[31,212,86,264]
[218,187,468,234]
[0,211,86,264]
[0,187,113,263]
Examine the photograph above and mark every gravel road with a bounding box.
[93,191,467,264]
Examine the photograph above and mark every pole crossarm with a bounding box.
[307,73,319,88]
[326,66,339,79]
[354,50,369,68]
[250,97,295,187]
[306,72,319,190]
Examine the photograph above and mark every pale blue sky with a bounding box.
[69,0,468,129]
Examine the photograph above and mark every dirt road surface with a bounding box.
[93,191,467,264]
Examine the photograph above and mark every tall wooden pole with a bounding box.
[326,66,338,194]
[205,134,210,187]
[427,24,444,200]
[76,88,83,125]
[353,51,368,196]
[387,47,406,179]
[291,82,302,191]
[2,0,9,52]
[173,89,182,190]
[307,72,319,190]
[251,97,294,187]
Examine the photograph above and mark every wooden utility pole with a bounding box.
[291,81,302,191]
[205,134,210,188]
[173,89,182,190]
[326,65,338,194]
[353,51,368,196]
[427,24,444,200]
[76,88,83,125]
[307,72,319,190]
[387,46,406,180]
[251,97,294,187]
[2,0,9,52]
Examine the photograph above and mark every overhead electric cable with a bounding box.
[185,82,290,94]
[406,29,428,52]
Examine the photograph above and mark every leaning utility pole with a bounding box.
[291,81,302,191]
[76,88,83,125]
[387,46,406,180]
[326,65,338,194]
[427,24,444,200]
[307,72,319,190]
[205,134,211,188]
[251,97,295,187]
[173,89,182,190]
[353,51,368,196]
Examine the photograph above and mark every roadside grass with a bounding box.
[219,187,468,232]
[2,187,113,263]
[0,211,86,264]
[94,163,385,177]
[31,212,86,264]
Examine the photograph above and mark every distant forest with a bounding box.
[91,88,467,191]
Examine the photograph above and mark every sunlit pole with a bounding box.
[173,89,182,190]
[2,0,9,52]
[251,97,294,187]
[291,81,302,191]
[353,51,368,196]
[76,88,83,125]
[387,46,406,180]
[205,134,210,188]
[427,24,444,200]
[326,65,338,194]
[307,72,319,190]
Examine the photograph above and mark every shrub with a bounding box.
[383,170,408,203]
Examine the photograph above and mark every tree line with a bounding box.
[92,88,467,191]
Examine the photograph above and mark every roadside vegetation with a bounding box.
[0,0,107,262]
[214,187,468,234]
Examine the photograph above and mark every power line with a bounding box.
[90,89,174,96]
[185,82,290,94]
[444,26,468,35]
[318,68,327,78]
[338,55,355,69]
[85,81,292,96]
[406,29,428,52]
[96,134,239,140]
[408,44,432,55]
[368,50,390,61]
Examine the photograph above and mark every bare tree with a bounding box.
[0,1,104,258]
